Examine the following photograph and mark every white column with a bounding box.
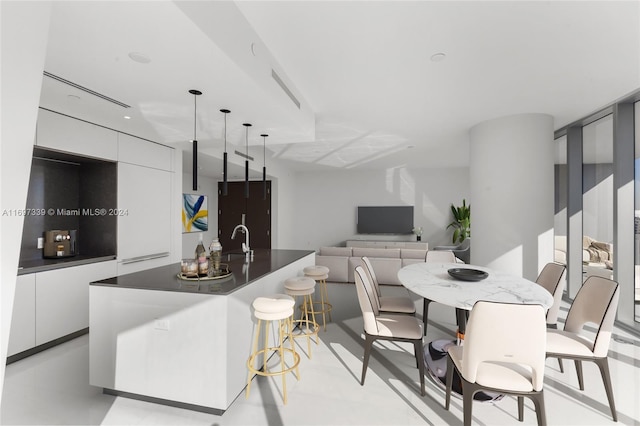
[469,113,554,280]
[0,1,52,404]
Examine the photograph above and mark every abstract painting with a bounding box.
[182,194,208,233]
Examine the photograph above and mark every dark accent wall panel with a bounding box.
[78,161,117,256]
[19,148,117,264]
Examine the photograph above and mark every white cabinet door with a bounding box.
[35,261,117,345]
[7,274,36,357]
[117,163,172,273]
[118,133,173,171]
[36,109,117,160]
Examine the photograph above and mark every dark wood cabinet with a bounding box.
[218,181,271,252]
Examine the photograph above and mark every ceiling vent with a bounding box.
[271,69,300,109]
[43,71,131,109]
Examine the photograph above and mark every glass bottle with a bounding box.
[209,238,222,274]
[195,233,208,276]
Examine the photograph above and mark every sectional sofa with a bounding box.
[315,243,429,286]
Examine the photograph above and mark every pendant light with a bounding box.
[220,109,230,196]
[188,89,202,191]
[243,123,252,198]
[260,134,268,200]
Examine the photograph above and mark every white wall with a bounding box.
[290,167,469,250]
[181,173,219,257]
[0,1,52,409]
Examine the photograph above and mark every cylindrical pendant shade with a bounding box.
[222,152,228,196]
[244,160,249,198]
[262,166,266,200]
[192,139,198,191]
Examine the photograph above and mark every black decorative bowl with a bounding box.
[448,268,488,281]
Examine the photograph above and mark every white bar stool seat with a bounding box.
[246,294,300,404]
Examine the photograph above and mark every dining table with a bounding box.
[397,262,554,399]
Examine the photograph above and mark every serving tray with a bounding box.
[177,263,231,281]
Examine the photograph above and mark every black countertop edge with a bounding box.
[18,255,117,275]
[90,249,315,296]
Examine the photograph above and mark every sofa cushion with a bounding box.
[401,248,427,260]
[315,255,349,283]
[352,247,400,259]
[319,246,352,257]
[349,257,402,285]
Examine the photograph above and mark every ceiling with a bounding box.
[38,1,640,178]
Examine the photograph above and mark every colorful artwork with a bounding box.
[182,194,208,233]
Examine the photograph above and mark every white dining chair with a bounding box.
[353,265,425,396]
[445,300,547,426]
[545,275,620,422]
[423,250,458,336]
[535,262,566,329]
[361,256,415,314]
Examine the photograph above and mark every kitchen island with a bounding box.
[89,249,314,414]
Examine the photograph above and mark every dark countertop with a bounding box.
[18,254,117,275]
[90,249,314,296]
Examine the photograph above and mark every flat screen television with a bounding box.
[357,206,414,234]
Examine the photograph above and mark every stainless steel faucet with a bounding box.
[231,224,252,260]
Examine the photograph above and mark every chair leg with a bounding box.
[518,396,524,421]
[445,355,454,410]
[413,339,426,396]
[423,298,432,336]
[574,360,584,390]
[558,358,564,373]
[461,380,475,426]
[361,334,375,385]
[594,357,618,422]
[530,391,547,426]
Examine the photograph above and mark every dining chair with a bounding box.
[423,250,459,336]
[353,265,425,396]
[535,262,566,329]
[361,256,416,314]
[444,301,547,426]
[545,275,620,421]
[535,262,567,372]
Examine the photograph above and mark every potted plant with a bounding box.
[447,199,470,244]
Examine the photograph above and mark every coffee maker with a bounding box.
[43,230,77,258]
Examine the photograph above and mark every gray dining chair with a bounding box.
[353,265,425,396]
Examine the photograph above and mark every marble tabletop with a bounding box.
[398,262,553,310]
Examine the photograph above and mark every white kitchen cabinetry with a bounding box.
[117,162,172,274]
[118,133,173,171]
[36,109,117,160]
[7,274,36,357]
[35,261,116,346]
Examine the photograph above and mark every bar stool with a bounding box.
[303,265,332,331]
[246,294,300,404]
[284,276,320,358]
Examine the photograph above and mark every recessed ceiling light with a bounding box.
[123,115,131,120]
[430,52,446,62]
[67,94,81,101]
[250,42,257,56]
[128,52,151,64]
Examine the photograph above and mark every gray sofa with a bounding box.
[315,246,428,286]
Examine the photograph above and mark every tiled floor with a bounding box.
[2,283,640,425]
